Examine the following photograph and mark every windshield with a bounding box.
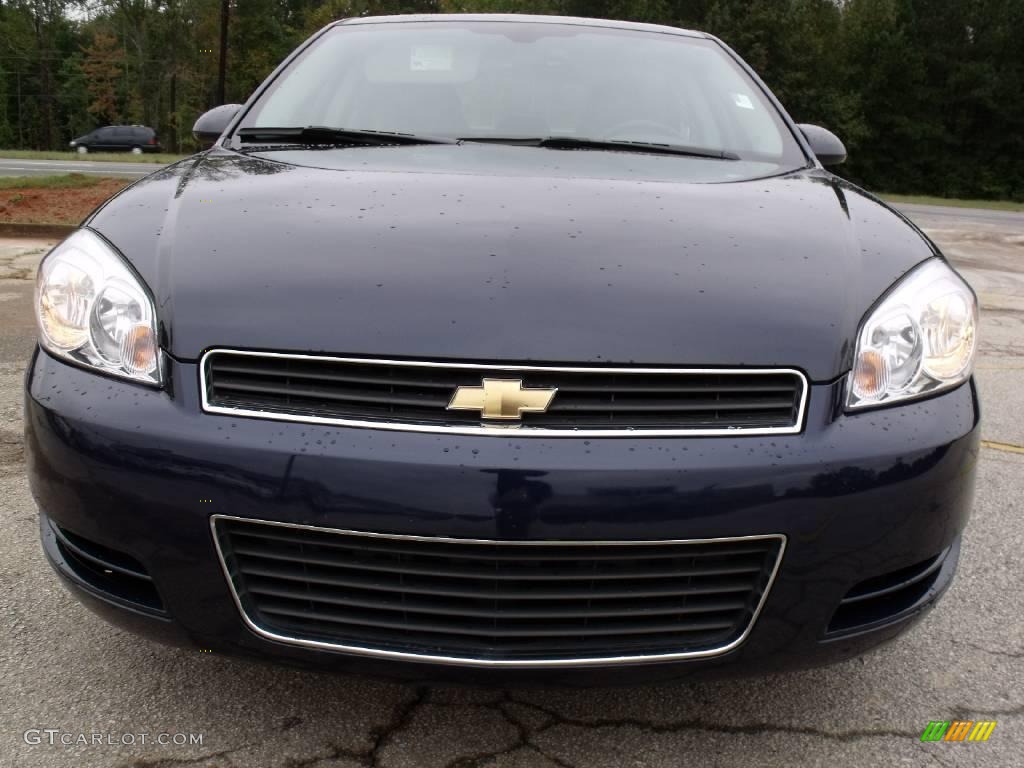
[239,20,806,170]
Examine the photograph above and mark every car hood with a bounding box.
[88,147,936,381]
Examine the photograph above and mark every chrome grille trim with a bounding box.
[198,349,809,437]
[211,514,786,668]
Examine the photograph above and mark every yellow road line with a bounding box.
[981,439,1024,455]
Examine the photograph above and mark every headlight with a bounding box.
[847,258,976,410]
[35,229,161,385]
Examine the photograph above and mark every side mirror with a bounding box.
[193,104,243,146]
[797,124,847,166]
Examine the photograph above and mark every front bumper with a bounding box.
[25,348,979,684]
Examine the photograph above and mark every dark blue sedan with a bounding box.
[25,14,979,684]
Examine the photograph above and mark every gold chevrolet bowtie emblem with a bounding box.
[447,378,557,420]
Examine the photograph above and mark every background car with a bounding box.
[69,125,161,154]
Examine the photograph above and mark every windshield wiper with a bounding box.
[460,136,739,161]
[236,126,457,147]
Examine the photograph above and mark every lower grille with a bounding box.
[213,516,784,665]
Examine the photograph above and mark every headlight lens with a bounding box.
[35,230,161,385]
[847,259,976,409]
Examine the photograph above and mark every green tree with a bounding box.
[0,61,13,147]
[56,51,91,140]
[838,0,928,192]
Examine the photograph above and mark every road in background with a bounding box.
[896,202,1024,226]
[0,206,1021,768]
[0,157,160,178]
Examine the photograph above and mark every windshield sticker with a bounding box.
[733,93,755,110]
[410,46,454,72]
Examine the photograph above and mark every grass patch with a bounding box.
[0,173,116,190]
[0,149,189,164]
[880,193,1024,213]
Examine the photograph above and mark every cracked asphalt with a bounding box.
[1,202,1022,768]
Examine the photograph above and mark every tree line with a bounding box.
[1,1,1022,200]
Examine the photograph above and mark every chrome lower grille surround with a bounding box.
[212,515,786,667]
[199,349,808,437]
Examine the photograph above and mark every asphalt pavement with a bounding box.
[0,205,1022,768]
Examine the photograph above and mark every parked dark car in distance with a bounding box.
[69,125,161,154]
[27,14,979,685]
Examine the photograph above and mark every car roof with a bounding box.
[332,13,706,40]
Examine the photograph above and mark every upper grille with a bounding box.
[201,351,806,436]
[213,516,784,665]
